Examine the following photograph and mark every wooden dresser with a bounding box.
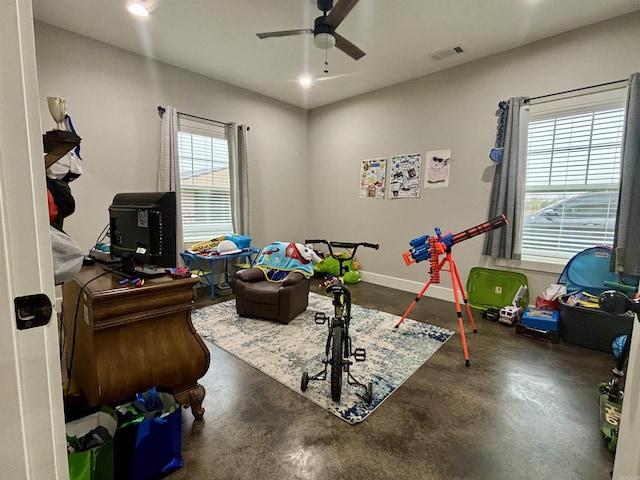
[62,265,209,418]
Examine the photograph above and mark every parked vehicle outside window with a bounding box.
[521,191,618,258]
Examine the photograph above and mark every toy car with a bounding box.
[499,305,522,325]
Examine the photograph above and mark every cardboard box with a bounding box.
[522,307,559,332]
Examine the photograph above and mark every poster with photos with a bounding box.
[360,158,387,199]
[389,153,421,198]
[424,149,451,189]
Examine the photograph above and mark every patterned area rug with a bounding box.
[192,292,454,424]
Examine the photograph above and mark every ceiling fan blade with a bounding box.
[256,29,313,39]
[334,32,365,60]
[325,0,359,28]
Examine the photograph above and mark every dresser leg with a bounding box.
[186,384,206,419]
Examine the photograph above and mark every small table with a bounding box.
[181,247,261,300]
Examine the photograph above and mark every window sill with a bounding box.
[492,256,565,275]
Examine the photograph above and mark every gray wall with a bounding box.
[35,21,309,255]
[35,11,640,303]
[306,11,640,301]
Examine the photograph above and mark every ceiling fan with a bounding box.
[256,0,365,60]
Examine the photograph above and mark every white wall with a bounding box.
[306,11,640,300]
[34,22,309,253]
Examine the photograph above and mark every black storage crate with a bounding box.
[558,295,634,353]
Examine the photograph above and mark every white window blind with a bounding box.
[521,88,626,262]
[177,116,233,243]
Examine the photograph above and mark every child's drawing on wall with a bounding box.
[424,149,451,189]
[360,158,387,199]
[389,153,421,198]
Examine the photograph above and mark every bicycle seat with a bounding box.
[326,283,349,296]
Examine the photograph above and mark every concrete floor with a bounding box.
[170,281,616,480]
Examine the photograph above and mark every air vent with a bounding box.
[430,45,464,62]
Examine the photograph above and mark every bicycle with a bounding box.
[300,240,379,404]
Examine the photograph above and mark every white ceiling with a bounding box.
[31,0,640,110]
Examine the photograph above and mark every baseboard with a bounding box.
[358,270,454,303]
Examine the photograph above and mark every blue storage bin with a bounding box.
[522,308,559,332]
[226,234,251,249]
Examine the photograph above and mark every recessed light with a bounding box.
[127,2,149,17]
[299,76,313,88]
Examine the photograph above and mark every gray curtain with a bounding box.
[226,123,251,236]
[483,97,529,259]
[613,73,640,276]
[157,105,184,264]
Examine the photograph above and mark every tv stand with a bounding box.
[108,263,168,279]
[62,265,209,418]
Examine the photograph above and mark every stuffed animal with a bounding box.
[288,243,321,264]
[342,270,360,284]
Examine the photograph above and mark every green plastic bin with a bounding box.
[466,267,529,310]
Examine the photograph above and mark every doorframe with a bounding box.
[613,306,640,478]
[0,0,69,478]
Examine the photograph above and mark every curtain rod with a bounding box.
[157,106,232,127]
[525,78,628,103]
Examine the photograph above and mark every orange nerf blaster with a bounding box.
[402,215,508,282]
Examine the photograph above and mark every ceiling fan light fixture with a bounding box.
[313,32,336,50]
[127,1,150,17]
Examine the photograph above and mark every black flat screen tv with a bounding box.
[109,191,177,276]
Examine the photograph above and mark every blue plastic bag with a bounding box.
[114,388,183,480]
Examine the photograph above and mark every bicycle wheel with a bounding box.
[330,325,344,403]
[365,382,373,404]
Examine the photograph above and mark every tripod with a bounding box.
[395,215,508,366]
[394,247,477,367]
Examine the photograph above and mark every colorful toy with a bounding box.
[499,305,522,325]
[167,266,191,279]
[118,277,145,287]
[302,240,379,404]
[498,285,528,325]
[395,215,508,366]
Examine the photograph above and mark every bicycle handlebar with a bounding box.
[304,239,379,260]
[331,241,379,250]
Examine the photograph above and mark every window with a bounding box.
[177,116,233,243]
[520,88,626,263]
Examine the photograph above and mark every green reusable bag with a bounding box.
[66,406,118,480]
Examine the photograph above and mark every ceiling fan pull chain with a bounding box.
[324,49,329,74]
